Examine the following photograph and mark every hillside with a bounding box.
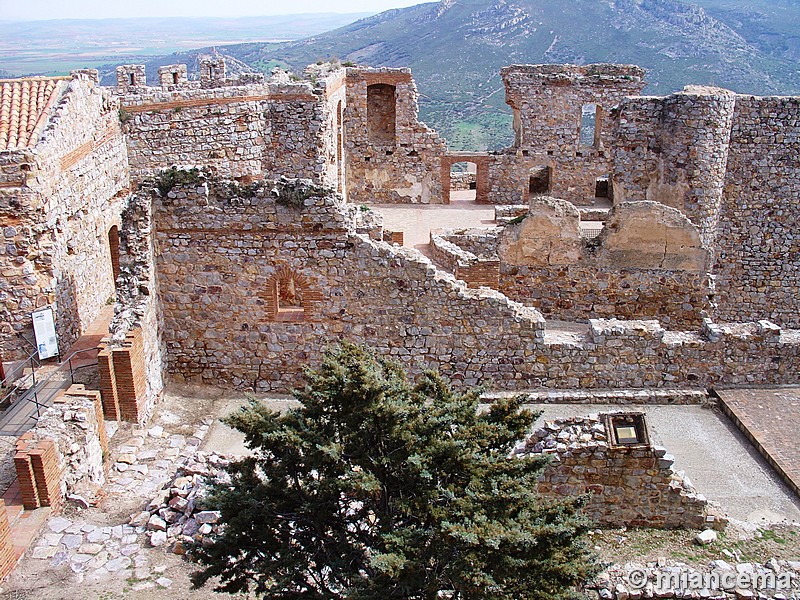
[224,0,800,150]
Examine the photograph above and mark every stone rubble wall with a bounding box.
[0,74,129,361]
[514,415,712,529]
[27,384,108,502]
[150,180,800,392]
[118,76,329,184]
[502,64,646,205]
[344,68,448,204]
[106,191,165,423]
[611,86,737,250]
[429,200,712,328]
[713,95,800,328]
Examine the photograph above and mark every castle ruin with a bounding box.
[0,57,799,426]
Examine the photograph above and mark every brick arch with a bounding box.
[264,266,322,322]
[442,154,491,204]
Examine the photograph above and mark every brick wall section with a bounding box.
[113,329,148,422]
[13,434,62,511]
[0,500,15,580]
[13,438,39,510]
[97,329,148,423]
[97,342,121,420]
[29,439,61,511]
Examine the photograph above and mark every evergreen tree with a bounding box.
[191,342,597,599]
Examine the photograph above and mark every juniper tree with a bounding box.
[191,342,596,599]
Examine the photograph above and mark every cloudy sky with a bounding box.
[0,0,427,20]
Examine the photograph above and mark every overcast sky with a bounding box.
[0,0,427,20]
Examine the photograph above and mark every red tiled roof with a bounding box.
[0,77,67,151]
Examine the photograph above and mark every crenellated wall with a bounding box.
[118,73,332,184]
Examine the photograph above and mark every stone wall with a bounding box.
[611,86,737,249]
[151,178,800,392]
[105,191,165,423]
[0,74,129,361]
[118,73,329,184]
[713,95,800,328]
[514,414,712,528]
[27,385,108,501]
[344,68,447,204]
[502,64,645,205]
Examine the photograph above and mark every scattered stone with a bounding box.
[156,577,173,588]
[694,529,717,545]
[149,531,168,547]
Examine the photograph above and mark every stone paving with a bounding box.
[717,387,800,500]
[23,414,213,591]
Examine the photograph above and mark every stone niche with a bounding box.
[497,196,582,266]
[598,201,709,272]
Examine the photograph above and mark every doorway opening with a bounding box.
[449,162,478,202]
[528,165,552,196]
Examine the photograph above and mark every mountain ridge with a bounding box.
[236,0,800,149]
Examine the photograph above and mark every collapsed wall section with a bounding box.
[344,68,447,204]
[611,86,737,249]
[502,64,645,205]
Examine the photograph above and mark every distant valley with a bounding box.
[0,14,371,79]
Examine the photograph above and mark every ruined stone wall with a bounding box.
[344,68,447,204]
[483,199,711,328]
[502,64,645,205]
[119,77,327,184]
[514,415,710,529]
[151,180,800,392]
[713,96,800,328]
[611,86,737,248]
[314,68,347,194]
[106,191,165,423]
[0,75,129,360]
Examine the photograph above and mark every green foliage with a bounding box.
[191,343,597,599]
[154,166,203,196]
[117,108,132,124]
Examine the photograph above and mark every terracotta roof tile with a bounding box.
[0,77,67,151]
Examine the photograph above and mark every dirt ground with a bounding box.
[0,385,797,599]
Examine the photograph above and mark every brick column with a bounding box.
[0,501,16,579]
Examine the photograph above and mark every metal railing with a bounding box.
[580,227,604,240]
[0,347,100,436]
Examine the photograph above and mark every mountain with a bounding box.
[221,0,800,150]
